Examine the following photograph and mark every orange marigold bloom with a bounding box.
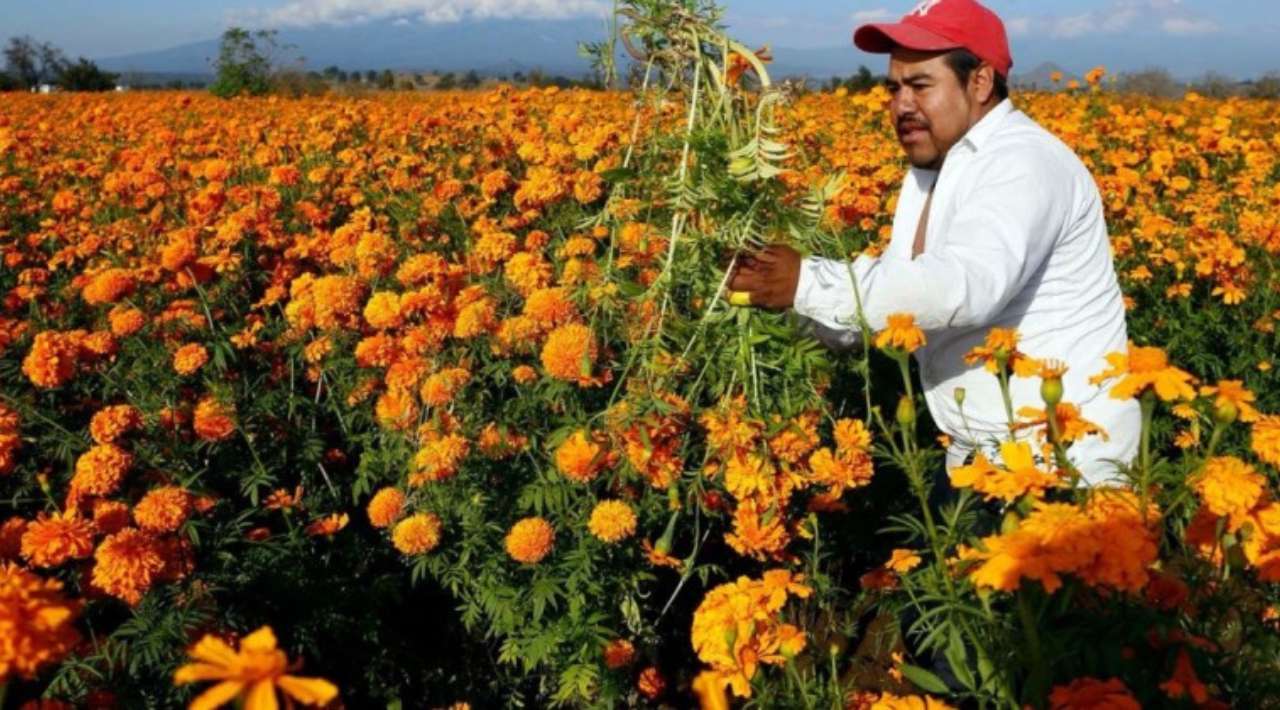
[965,327,1040,377]
[602,638,635,669]
[410,433,470,485]
[636,666,666,700]
[1016,403,1107,445]
[173,343,209,376]
[89,404,142,445]
[71,443,133,499]
[504,252,553,296]
[304,513,348,537]
[193,396,236,442]
[886,548,922,574]
[0,518,28,559]
[1200,380,1260,423]
[512,364,538,384]
[420,367,471,407]
[1090,343,1196,402]
[1194,456,1265,530]
[523,287,579,330]
[505,517,555,564]
[107,306,147,337]
[363,291,403,330]
[81,268,136,305]
[392,513,442,555]
[452,298,496,338]
[0,562,82,682]
[22,331,81,389]
[865,693,957,710]
[1250,415,1280,468]
[541,323,600,386]
[366,487,406,529]
[20,512,95,568]
[92,500,131,536]
[91,528,165,606]
[949,441,1061,502]
[874,313,926,354]
[133,486,193,533]
[1159,648,1209,704]
[173,625,338,709]
[588,500,637,543]
[555,430,606,483]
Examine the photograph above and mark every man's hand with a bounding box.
[726,244,803,310]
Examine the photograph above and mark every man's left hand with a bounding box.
[726,244,803,310]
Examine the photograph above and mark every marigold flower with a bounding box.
[636,666,665,699]
[132,486,193,533]
[367,487,406,528]
[874,313,926,354]
[1251,415,1280,468]
[364,291,403,330]
[20,512,95,568]
[1194,456,1265,530]
[949,441,1061,502]
[89,404,143,445]
[1090,343,1196,402]
[22,331,81,389]
[92,500,131,536]
[392,512,443,555]
[1159,648,1209,704]
[505,517,555,564]
[410,433,469,485]
[107,306,147,337]
[865,693,957,710]
[173,343,210,376]
[602,638,635,669]
[540,323,600,386]
[588,500,637,543]
[511,364,538,384]
[965,327,1039,376]
[173,625,338,709]
[193,396,236,442]
[304,513,348,537]
[81,268,136,305]
[555,430,607,483]
[0,563,82,682]
[420,367,471,407]
[91,527,165,605]
[1200,380,1260,423]
[886,548,922,574]
[1048,677,1140,710]
[1016,403,1107,445]
[71,443,133,499]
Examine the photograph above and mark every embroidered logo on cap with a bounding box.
[909,0,944,16]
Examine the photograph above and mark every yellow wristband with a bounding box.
[728,291,752,307]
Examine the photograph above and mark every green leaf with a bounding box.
[899,664,951,695]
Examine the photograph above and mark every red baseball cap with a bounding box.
[853,0,1013,78]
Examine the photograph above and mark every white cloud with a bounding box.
[851,8,893,23]
[1005,17,1032,37]
[1017,0,1220,39]
[238,0,609,27]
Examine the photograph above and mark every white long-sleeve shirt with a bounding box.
[793,99,1139,486]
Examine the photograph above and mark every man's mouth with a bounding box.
[897,123,929,143]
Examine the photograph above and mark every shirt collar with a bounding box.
[956,98,1015,153]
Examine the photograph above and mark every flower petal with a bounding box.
[278,675,340,705]
[189,680,245,710]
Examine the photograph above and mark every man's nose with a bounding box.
[890,89,916,118]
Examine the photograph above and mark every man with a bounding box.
[727,0,1139,485]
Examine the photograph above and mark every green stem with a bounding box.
[1016,589,1048,708]
[1138,390,1156,520]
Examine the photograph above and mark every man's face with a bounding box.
[885,49,978,170]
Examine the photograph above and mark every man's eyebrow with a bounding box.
[897,72,933,83]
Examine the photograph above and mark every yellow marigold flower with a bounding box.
[1016,403,1107,445]
[504,252,553,296]
[392,513,442,555]
[874,313,926,354]
[173,625,338,709]
[173,343,210,376]
[22,331,81,389]
[193,396,236,442]
[512,364,538,384]
[1200,380,1260,424]
[375,389,418,431]
[1090,343,1196,402]
[555,430,606,483]
[0,562,82,682]
[91,527,165,606]
[523,287,579,330]
[367,487,405,529]
[588,500,637,543]
[602,638,635,669]
[20,512,95,568]
[867,693,957,710]
[81,268,136,305]
[363,291,403,330]
[540,323,600,386]
[71,443,133,499]
[1252,415,1280,468]
[133,486,193,533]
[453,298,496,338]
[89,404,142,445]
[1194,456,1265,529]
[420,367,471,407]
[410,433,469,485]
[950,441,1060,502]
[886,548,922,574]
[965,327,1040,377]
[1049,677,1140,710]
[505,516,555,564]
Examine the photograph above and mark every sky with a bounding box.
[7,0,1280,76]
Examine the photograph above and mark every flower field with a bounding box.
[3,7,1280,708]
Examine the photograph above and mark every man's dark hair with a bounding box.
[944,48,1009,101]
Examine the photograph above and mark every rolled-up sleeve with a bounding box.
[793,147,1066,341]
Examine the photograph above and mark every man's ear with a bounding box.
[970,63,996,104]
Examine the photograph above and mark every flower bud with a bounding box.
[896,395,916,427]
[1041,374,1064,408]
[1213,399,1239,426]
[953,387,966,406]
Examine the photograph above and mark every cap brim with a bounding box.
[853,22,961,54]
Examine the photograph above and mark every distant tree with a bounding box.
[375,69,395,89]
[527,69,546,87]
[5,35,66,88]
[1249,72,1280,99]
[364,69,377,83]
[1191,71,1238,99]
[322,65,341,80]
[56,57,119,91]
[512,70,526,84]
[460,70,481,89]
[0,72,18,91]
[1116,68,1183,98]
[209,27,278,98]
[436,72,456,90]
